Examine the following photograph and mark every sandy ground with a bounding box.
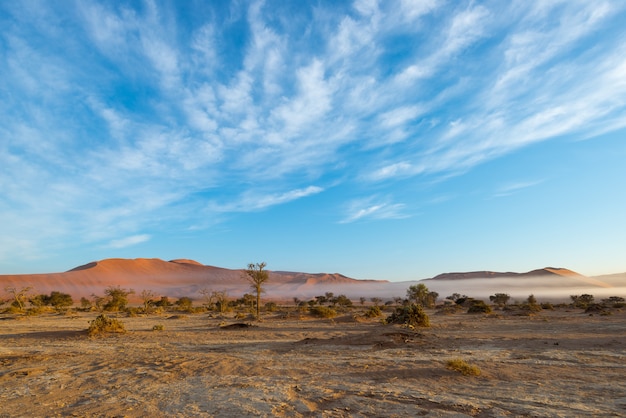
[1,307,625,417]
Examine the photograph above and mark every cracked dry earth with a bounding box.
[1,308,625,417]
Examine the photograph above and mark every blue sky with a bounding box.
[1,0,625,280]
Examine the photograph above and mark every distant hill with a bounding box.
[426,267,584,281]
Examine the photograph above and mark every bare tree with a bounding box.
[244,262,269,320]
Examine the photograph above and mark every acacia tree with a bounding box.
[244,262,269,320]
[103,286,134,312]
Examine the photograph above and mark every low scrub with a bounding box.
[88,314,126,336]
[446,358,481,376]
[386,304,430,328]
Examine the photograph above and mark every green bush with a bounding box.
[386,303,430,327]
[310,306,337,318]
[446,358,481,376]
[88,314,126,336]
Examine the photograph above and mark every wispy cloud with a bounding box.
[108,234,151,249]
[340,197,409,223]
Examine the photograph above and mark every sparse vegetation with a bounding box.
[87,314,126,336]
[175,296,194,311]
[521,294,542,313]
[386,303,430,328]
[602,296,625,308]
[446,358,481,376]
[571,294,594,309]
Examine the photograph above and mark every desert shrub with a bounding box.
[310,306,337,318]
[334,294,353,308]
[152,324,165,331]
[571,294,594,309]
[126,307,140,317]
[26,306,50,316]
[585,304,607,314]
[4,305,24,314]
[175,297,194,311]
[489,293,511,307]
[154,296,173,308]
[467,300,492,314]
[437,303,464,315]
[364,305,382,318]
[520,303,542,313]
[88,314,126,336]
[264,301,278,312]
[80,297,93,311]
[446,358,481,376]
[541,302,554,310]
[386,303,430,327]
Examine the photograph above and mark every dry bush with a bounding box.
[446,358,481,376]
[87,314,126,336]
